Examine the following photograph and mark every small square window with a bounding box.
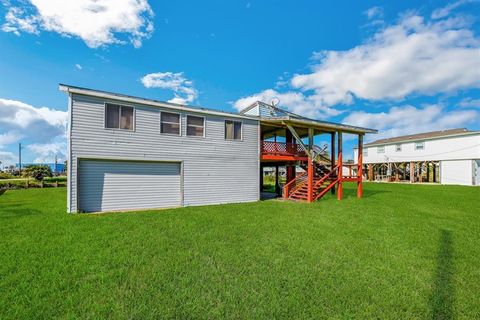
[377,146,385,153]
[395,144,402,152]
[161,112,181,135]
[105,104,134,130]
[415,141,425,150]
[186,115,205,137]
[225,120,242,140]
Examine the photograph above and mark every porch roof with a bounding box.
[260,116,377,135]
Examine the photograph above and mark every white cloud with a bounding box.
[233,10,480,119]
[233,89,342,119]
[431,0,478,19]
[75,63,82,70]
[0,151,16,167]
[290,15,480,108]
[28,140,66,163]
[343,104,479,141]
[364,6,383,20]
[141,72,199,105]
[2,0,154,48]
[0,98,67,164]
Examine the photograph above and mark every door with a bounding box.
[79,159,181,212]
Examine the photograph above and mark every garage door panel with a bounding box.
[79,160,181,212]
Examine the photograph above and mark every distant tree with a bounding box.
[23,165,53,181]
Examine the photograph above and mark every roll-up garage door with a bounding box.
[79,160,181,212]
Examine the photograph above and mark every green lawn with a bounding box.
[0,184,479,319]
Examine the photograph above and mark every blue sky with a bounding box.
[0,0,479,166]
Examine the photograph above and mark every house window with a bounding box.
[395,144,402,152]
[186,115,205,137]
[377,146,385,153]
[415,141,425,150]
[362,148,368,157]
[105,103,134,130]
[225,120,242,140]
[161,112,181,135]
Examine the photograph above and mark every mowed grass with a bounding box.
[0,184,479,319]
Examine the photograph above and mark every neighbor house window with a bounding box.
[186,115,205,137]
[377,146,385,153]
[362,148,368,157]
[105,103,134,130]
[161,112,181,135]
[395,144,402,152]
[225,120,242,140]
[415,141,425,150]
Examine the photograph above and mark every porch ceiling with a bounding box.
[260,117,377,135]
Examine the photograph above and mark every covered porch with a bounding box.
[259,117,376,202]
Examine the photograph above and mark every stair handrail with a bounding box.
[283,171,307,198]
[313,163,340,190]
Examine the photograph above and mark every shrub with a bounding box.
[0,172,13,179]
[22,165,53,181]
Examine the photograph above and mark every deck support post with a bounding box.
[331,132,336,194]
[307,128,314,203]
[357,134,363,198]
[337,132,343,200]
[427,162,430,183]
[275,164,280,196]
[368,164,373,181]
[410,162,415,183]
[433,163,437,183]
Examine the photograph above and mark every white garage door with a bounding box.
[79,160,181,212]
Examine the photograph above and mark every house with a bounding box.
[353,128,480,186]
[60,84,376,213]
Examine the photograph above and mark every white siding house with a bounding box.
[354,129,480,186]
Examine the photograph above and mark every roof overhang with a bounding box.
[260,116,377,135]
[59,84,258,120]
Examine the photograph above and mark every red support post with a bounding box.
[337,132,343,200]
[331,132,336,195]
[307,157,314,203]
[357,134,363,198]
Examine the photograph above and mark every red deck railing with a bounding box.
[261,141,307,157]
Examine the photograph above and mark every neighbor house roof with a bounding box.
[364,128,479,147]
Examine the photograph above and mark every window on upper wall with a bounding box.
[186,115,205,137]
[225,120,242,140]
[415,141,425,150]
[395,144,402,152]
[105,103,134,130]
[377,146,385,153]
[362,148,368,157]
[161,112,181,135]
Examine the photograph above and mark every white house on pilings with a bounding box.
[354,128,480,186]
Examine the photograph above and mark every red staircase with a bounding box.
[283,163,340,201]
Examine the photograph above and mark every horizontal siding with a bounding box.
[70,94,260,212]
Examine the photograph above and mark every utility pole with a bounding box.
[18,143,22,174]
[54,154,58,173]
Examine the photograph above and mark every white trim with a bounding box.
[60,85,256,120]
[104,102,136,132]
[160,111,182,136]
[67,93,73,213]
[186,114,206,138]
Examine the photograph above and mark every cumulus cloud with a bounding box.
[364,6,383,20]
[141,72,199,105]
[233,89,342,119]
[343,104,479,141]
[1,0,154,48]
[27,140,66,163]
[0,98,67,165]
[234,10,480,119]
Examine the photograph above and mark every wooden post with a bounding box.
[307,157,314,202]
[275,164,280,196]
[368,164,373,181]
[426,162,430,183]
[418,162,423,183]
[410,162,415,183]
[337,132,343,200]
[433,162,437,183]
[357,134,363,198]
[331,132,336,194]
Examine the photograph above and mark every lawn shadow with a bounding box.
[430,229,455,320]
